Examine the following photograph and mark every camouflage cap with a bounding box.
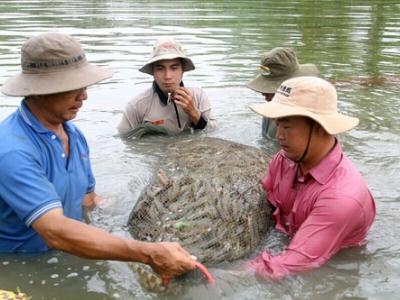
[246,47,319,94]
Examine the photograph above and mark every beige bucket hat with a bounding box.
[247,47,319,94]
[1,32,113,97]
[139,37,195,75]
[249,76,359,135]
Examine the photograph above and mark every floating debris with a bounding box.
[0,288,30,300]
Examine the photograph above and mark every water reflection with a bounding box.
[0,0,399,299]
[0,252,111,299]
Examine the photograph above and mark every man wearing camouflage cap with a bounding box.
[247,47,319,139]
[117,37,217,136]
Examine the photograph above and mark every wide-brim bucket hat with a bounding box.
[139,37,195,75]
[247,47,319,94]
[249,76,359,135]
[1,32,113,97]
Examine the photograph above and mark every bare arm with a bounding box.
[32,208,196,278]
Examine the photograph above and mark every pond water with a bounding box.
[0,1,399,299]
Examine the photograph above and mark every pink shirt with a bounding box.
[249,141,375,280]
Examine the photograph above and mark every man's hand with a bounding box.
[145,242,197,278]
[172,87,201,125]
[82,192,103,210]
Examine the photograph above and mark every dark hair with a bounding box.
[179,58,185,69]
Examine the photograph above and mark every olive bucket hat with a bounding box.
[247,47,319,94]
[250,76,359,135]
[1,32,113,97]
[139,37,195,75]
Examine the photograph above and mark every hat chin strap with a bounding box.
[295,120,314,164]
[292,121,313,187]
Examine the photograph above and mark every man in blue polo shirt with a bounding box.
[0,99,95,252]
[0,32,196,280]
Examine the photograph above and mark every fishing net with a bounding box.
[120,123,173,139]
[128,137,273,265]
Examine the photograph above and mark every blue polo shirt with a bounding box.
[0,100,95,253]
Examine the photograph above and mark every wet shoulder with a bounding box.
[318,158,371,211]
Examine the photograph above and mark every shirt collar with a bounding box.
[309,139,343,185]
[18,99,76,134]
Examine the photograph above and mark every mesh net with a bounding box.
[128,137,273,265]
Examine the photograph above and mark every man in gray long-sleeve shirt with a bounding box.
[118,38,217,135]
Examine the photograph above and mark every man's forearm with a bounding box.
[32,209,151,262]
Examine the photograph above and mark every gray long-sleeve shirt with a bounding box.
[117,86,217,135]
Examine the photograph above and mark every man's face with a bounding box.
[275,116,312,161]
[261,93,274,102]
[36,88,88,123]
[153,59,184,94]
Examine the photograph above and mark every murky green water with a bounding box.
[0,1,399,299]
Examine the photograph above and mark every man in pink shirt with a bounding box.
[249,76,376,280]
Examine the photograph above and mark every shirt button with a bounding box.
[61,153,65,158]
[51,135,56,140]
